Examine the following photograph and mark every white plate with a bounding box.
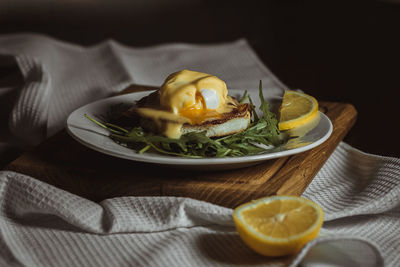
[66,90,333,170]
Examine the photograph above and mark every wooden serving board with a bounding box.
[4,85,357,208]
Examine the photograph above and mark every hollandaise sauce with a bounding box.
[136,70,236,139]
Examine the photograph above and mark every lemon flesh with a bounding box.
[233,196,324,257]
[278,90,319,131]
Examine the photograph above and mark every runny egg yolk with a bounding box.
[179,90,222,125]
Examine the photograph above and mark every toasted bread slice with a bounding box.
[182,116,250,137]
[181,104,251,137]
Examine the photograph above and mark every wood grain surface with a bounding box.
[4,85,357,208]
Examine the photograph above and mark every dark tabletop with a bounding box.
[1,0,399,158]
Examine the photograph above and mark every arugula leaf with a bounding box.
[86,82,283,158]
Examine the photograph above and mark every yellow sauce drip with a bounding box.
[137,70,235,139]
[160,70,229,114]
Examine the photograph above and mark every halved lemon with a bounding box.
[233,195,324,257]
[278,90,319,131]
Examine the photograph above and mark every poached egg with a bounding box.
[134,70,239,138]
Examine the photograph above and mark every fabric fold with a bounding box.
[0,34,399,266]
[0,34,134,146]
[10,55,50,145]
[0,34,286,149]
[303,142,400,221]
[0,143,400,266]
[0,171,233,234]
[1,142,400,266]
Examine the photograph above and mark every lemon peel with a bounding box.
[233,195,324,257]
[278,90,319,131]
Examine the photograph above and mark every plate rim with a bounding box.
[66,90,333,166]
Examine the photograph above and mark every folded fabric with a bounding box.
[1,142,399,266]
[0,34,399,266]
[0,34,285,148]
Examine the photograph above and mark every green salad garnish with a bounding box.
[86,81,283,158]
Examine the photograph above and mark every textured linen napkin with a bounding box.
[0,34,285,148]
[0,34,399,266]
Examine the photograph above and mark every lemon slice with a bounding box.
[233,195,324,257]
[278,90,319,131]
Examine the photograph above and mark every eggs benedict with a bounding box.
[124,70,251,139]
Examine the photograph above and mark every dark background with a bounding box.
[1,0,399,157]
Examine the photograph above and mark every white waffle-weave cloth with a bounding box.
[0,34,399,266]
